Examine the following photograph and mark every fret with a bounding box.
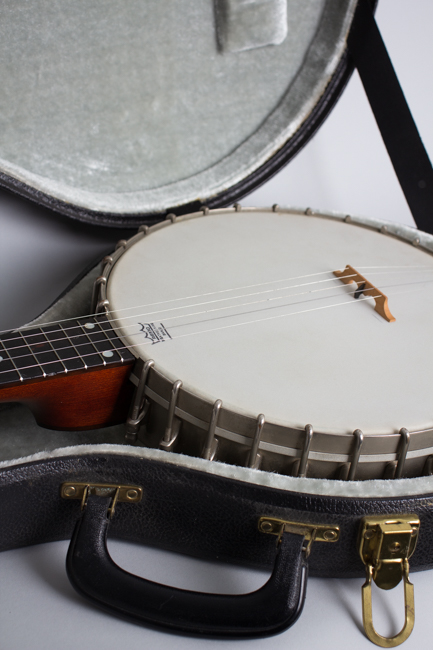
[76,318,122,365]
[44,323,87,370]
[96,315,135,362]
[0,338,23,384]
[21,328,66,376]
[1,331,44,381]
[0,316,135,389]
[56,320,101,368]
[55,323,86,371]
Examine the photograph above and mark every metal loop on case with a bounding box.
[202,399,222,461]
[247,414,265,469]
[160,380,182,450]
[362,561,414,648]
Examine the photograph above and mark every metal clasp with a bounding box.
[258,517,339,558]
[61,482,143,519]
[358,515,420,647]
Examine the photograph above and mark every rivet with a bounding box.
[126,489,139,501]
[389,541,401,553]
[364,528,375,540]
[260,521,274,533]
[323,529,338,541]
[64,486,76,497]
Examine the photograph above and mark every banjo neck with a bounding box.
[0,315,135,430]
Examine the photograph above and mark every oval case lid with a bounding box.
[0,0,357,226]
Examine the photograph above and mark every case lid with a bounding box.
[0,0,358,226]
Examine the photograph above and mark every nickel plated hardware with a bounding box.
[358,515,420,647]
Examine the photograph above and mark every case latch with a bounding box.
[358,515,420,647]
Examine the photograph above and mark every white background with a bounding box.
[1,1,433,648]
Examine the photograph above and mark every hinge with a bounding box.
[61,482,143,519]
[258,517,339,558]
[358,514,420,647]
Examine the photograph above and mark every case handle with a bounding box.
[66,495,308,637]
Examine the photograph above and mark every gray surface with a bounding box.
[0,0,355,213]
[1,1,433,649]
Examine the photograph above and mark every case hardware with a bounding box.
[61,482,143,519]
[358,515,420,647]
[258,517,339,558]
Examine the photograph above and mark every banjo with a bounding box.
[3,205,433,484]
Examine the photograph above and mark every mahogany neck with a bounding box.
[0,315,135,388]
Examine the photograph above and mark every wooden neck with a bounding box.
[0,315,136,430]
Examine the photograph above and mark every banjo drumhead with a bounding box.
[105,208,433,477]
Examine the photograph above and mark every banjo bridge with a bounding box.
[333,264,396,323]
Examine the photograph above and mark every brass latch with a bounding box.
[258,517,339,557]
[358,515,420,647]
[61,482,143,518]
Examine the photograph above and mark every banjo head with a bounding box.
[103,207,433,480]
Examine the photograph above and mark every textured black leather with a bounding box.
[1,452,433,579]
[66,495,307,636]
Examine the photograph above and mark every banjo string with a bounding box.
[1,272,433,357]
[0,283,429,377]
[1,265,432,347]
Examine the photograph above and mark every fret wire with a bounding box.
[21,330,49,378]
[21,327,63,377]
[95,317,125,362]
[78,320,107,366]
[0,338,24,382]
[40,328,68,373]
[58,322,87,369]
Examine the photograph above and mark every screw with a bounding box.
[389,541,401,553]
[323,529,338,541]
[63,486,76,497]
[126,489,139,501]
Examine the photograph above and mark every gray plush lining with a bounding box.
[2,441,433,499]
[0,0,356,214]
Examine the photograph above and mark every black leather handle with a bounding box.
[66,495,308,637]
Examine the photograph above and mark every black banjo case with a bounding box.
[1,1,433,647]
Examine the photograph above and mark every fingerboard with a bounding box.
[0,315,135,387]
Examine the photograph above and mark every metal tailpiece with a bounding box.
[358,515,420,647]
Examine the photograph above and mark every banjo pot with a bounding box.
[92,205,433,483]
